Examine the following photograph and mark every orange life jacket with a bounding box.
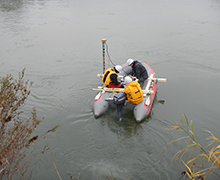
[124,81,143,104]
[102,68,118,86]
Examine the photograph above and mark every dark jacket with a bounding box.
[132,61,148,84]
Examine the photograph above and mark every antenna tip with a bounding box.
[101,39,107,43]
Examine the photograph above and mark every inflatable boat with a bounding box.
[92,39,166,122]
[92,61,160,122]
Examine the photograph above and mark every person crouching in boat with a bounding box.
[124,76,143,104]
[102,65,124,88]
[127,58,148,86]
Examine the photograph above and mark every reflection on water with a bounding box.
[0,0,45,12]
[101,110,144,137]
[0,0,25,11]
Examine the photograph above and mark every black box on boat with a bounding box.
[113,92,126,105]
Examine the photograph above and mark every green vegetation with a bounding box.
[0,69,60,179]
[167,112,220,179]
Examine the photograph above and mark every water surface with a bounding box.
[1,0,220,179]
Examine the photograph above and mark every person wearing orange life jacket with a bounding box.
[102,65,124,88]
[124,76,143,104]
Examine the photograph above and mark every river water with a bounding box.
[1,0,220,179]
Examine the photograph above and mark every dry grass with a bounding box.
[0,69,59,179]
[167,112,220,179]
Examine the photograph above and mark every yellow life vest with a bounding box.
[102,68,118,86]
[124,81,143,104]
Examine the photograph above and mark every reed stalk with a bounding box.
[167,112,220,179]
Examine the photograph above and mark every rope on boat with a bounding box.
[105,42,116,67]
[101,39,118,69]
[101,39,129,76]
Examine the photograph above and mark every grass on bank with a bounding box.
[167,112,220,180]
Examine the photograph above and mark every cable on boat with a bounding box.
[105,42,127,75]
[105,42,116,67]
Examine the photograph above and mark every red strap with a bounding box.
[108,84,122,88]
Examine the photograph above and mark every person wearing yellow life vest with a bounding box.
[102,65,124,88]
[124,76,143,104]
